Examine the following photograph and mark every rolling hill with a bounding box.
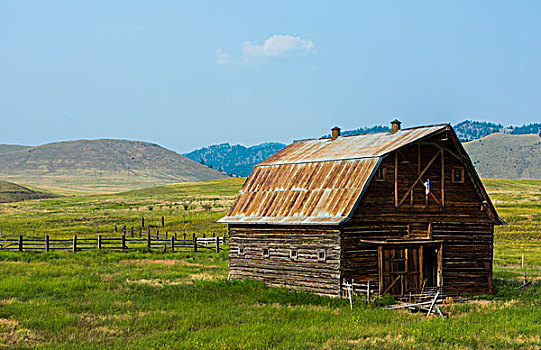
[0,139,229,192]
[0,180,57,203]
[465,133,541,179]
[0,144,30,155]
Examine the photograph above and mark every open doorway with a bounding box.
[422,245,439,287]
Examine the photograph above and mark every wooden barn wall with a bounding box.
[341,223,407,287]
[343,139,494,296]
[228,225,342,296]
[353,142,493,223]
[431,222,493,295]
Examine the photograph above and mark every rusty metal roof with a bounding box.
[260,124,447,165]
[219,124,448,225]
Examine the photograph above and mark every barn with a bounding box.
[218,120,504,297]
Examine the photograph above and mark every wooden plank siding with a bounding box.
[228,225,342,296]
[353,142,493,223]
[432,222,493,295]
[342,138,494,296]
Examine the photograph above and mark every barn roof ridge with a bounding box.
[294,123,450,143]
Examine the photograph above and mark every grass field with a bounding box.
[0,178,539,349]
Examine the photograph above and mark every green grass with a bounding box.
[0,178,539,349]
[0,178,244,239]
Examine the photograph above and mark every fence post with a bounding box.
[139,227,142,237]
[45,235,49,252]
[156,230,159,239]
[142,217,145,228]
[216,236,220,253]
[114,223,117,232]
[73,235,77,253]
[174,232,177,240]
[98,235,102,250]
[18,235,23,251]
[162,216,165,227]
[193,234,197,253]
[147,231,151,251]
[122,234,126,251]
[183,232,186,241]
[171,236,175,252]
[165,231,168,239]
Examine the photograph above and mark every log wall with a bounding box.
[432,222,493,295]
[341,223,407,287]
[228,225,342,296]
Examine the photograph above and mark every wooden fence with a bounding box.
[0,232,228,253]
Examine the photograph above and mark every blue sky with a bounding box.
[1,1,540,153]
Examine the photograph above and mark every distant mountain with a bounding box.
[0,180,57,203]
[464,133,541,179]
[184,142,286,177]
[0,139,229,192]
[332,121,541,142]
[323,125,391,137]
[454,120,541,142]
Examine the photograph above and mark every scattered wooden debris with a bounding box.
[388,292,449,319]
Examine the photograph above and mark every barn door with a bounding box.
[378,246,421,296]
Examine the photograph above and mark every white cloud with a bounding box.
[215,49,231,66]
[216,34,314,65]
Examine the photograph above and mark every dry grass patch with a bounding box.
[120,259,219,268]
[125,278,187,287]
[0,318,43,348]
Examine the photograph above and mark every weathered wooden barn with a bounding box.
[219,121,503,297]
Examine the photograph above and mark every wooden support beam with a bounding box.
[417,142,421,175]
[437,243,443,287]
[399,151,440,207]
[419,245,424,287]
[485,261,495,295]
[378,246,384,294]
[441,147,445,210]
